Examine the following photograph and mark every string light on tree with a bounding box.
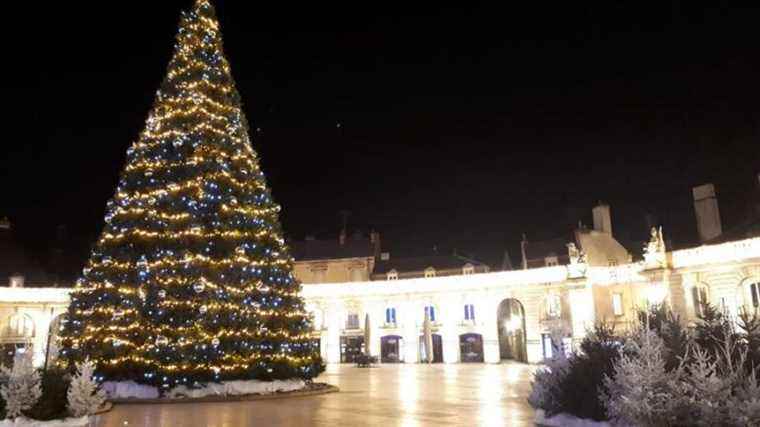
[57,0,323,390]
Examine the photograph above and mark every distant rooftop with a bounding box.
[373,254,487,275]
[289,232,379,262]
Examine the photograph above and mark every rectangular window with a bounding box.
[346,313,360,329]
[425,306,436,322]
[751,283,760,308]
[464,304,475,321]
[542,334,553,359]
[546,295,561,318]
[612,293,624,316]
[385,308,396,324]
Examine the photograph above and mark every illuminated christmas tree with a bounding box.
[58,0,323,390]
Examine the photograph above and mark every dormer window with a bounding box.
[387,269,398,281]
[463,264,475,275]
[424,267,436,278]
[545,256,558,267]
[9,275,24,288]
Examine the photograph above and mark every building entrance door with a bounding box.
[381,335,403,363]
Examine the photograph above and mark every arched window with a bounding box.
[424,305,436,322]
[464,304,475,321]
[385,307,397,324]
[387,269,398,281]
[3,313,34,338]
[691,284,709,317]
[746,282,760,310]
[424,267,436,278]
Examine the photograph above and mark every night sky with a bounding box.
[3,2,760,277]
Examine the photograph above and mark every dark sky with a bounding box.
[3,1,760,275]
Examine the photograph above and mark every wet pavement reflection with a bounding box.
[95,363,536,426]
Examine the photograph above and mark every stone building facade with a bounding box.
[302,234,760,364]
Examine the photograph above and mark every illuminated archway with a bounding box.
[497,298,527,362]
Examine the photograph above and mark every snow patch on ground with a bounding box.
[0,417,89,427]
[102,381,159,400]
[535,409,611,427]
[167,379,305,399]
[102,379,306,400]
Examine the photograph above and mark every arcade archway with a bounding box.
[497,298,527,362]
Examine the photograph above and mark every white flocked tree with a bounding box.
[67,359,106,418]
[0,351,42,419]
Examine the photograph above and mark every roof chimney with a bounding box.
[370,231,381,258]
[693,183,722,242]
[339,229,346,246]
[592,202,613,235]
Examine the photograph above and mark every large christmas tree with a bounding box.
[58,0,322,390]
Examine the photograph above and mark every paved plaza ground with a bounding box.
[95,363,537,426]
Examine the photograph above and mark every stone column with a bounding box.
[439,295,460,363]
[481,297,500,364]
[401,300,419,363]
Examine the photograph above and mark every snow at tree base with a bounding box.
[56,0,323,390]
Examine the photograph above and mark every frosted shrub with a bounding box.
[603,316,760,427]
[528,323,619,421]
[727,370,760,426]
[67,359,106,417]
[601,329,681,426]
[0,351,42,419]
[528,327,572,414]
[528,351,570,414]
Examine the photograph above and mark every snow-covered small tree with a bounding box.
[727,368,760,426]
[678,346,733,425]
[0,351,42,419]
[601,329,681,426]
[528,350,569,414]
[67,359,106,417]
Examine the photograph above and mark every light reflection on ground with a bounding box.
[95,362,536,427]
